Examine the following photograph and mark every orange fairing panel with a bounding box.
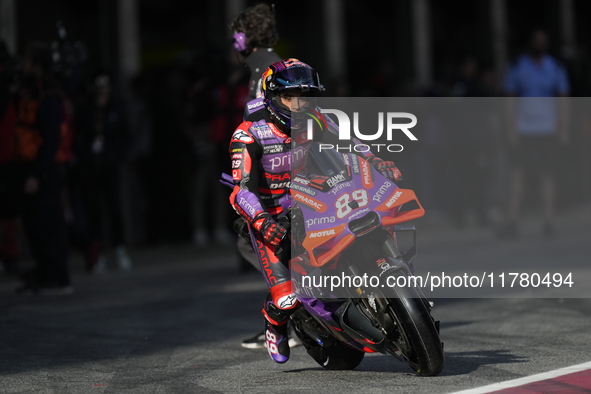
[301,224,350,267]
[376,188,425,226]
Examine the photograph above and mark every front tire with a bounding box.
[386,285,444,376]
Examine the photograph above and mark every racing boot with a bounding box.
[262,291,297,363]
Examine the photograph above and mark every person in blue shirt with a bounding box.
[502,29,570,237]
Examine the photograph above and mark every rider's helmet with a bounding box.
[262,58,324,134]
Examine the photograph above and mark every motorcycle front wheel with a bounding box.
[383,280,444,376]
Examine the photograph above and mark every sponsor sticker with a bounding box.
[350,155,360,174]
[264,144,285,154]
[255,127,273,139]
[277,293,298,308]
[308,229,336,238]
[330,181,352,196]
[293,176,310,185]
[305,216,336,227]
[342,154,350,166]
[372,181,392,202]
[269,155,290,170]
[293,193,327,212]
[348,208,369,221]
[385,190,403,208]
[239,197,256,216]
[232,129,253,143]
[360,159,374,188]
[327,173,346,188]
[247,100,264,110]
[291,182,317,196]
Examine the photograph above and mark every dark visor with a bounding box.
[274,67,322,91]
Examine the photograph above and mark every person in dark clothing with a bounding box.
[230,3,282,101]
[0,41,20,275]
[74,71,132,273]
[14,42,71,294]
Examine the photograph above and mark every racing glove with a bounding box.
[367,157,403,182]
[254,213,287,246]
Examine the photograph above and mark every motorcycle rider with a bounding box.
[229,58,402,363]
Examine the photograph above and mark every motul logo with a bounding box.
[385,190,403,208]
[309,229,336,238]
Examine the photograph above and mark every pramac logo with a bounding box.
[360,159,374,189]
[293,192,326,213]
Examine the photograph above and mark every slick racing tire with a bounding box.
[386,282,444,376]
[319,342,365,371]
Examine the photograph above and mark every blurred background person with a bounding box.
[13,41,72,294]
[190,47,248,247]
[501,29,570,238]
[449,57,493,228]
[74,70,132,273]
[230,3,281,101]
[0,40,20,275]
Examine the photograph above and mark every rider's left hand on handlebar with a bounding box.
[369,157,403,182]
[255,214,288,246]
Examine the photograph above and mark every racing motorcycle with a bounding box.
[221,144,444,376]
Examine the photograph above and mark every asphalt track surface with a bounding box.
[1,208,590,393]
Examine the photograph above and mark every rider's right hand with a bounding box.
[254,214,287,246]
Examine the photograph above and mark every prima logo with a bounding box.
[330,181,352,195]
[309,229,336,238]
[372,182,392,202]
[305,216,336,227]
[239,197,256,216]
[269,155,290,170]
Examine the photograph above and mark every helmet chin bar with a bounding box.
[267,105,291,135]
[266,90,319,136]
